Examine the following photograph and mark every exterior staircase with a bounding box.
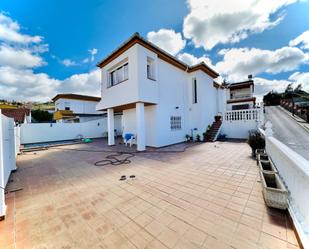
[205,120,222,142]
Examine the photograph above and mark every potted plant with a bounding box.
[215,112,222,122]
[203,125,211,142]
[185,134,191,142]
[247,130,265,158]
[214,115,222,122]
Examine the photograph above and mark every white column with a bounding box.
[107,108,115,146]
[136,102,146,151]
[0,110,6,218]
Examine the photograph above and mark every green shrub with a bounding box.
[247,130,265,158]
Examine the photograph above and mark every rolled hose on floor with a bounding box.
[93,152,135,166]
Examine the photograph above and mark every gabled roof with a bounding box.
[52,94,101,102]
[97,33,219,79]
[226,80,254,90]
[1,108,30,123]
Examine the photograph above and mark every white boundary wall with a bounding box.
[261,124,309,248]
[0,110,17,217]
[222,108,263,139]
[20,116,122,144]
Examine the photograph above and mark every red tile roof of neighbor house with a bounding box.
[97,32,220,79]
[52,94,101,102]
[1,108,30,123]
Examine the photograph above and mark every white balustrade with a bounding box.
[263,123,309,248]
[221,108,263,139]
[224,108,261,122]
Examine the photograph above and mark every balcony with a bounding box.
[53,110,76,121]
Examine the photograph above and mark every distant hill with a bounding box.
[0,100,54,111]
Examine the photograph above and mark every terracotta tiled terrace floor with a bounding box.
[0,139,300,249]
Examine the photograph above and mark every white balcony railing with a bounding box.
[230,94,252,100]
[224,108,262,122]
[221,108,264,139]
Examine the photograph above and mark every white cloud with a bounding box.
[59,69,101,96]
[216,46,308,81]
[289,30,309,50]
[147,29,186,55]
[183,0,299,50]
[0,66,60,102]
[82,58,89,63]
[61,59,77,67]
[0,13,42,44]
[177,52,213,67]
[288,71,309,92]
[89,48,98,62]
[255,77,290,95]
[0,13,101,101]
[0,45,45,68]
[0,66,100,101]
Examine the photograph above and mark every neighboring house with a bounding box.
[225,77,256,110]
[1,108,31,124]
[96,33,230,150]
[52,94,104,123]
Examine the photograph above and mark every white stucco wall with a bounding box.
[1,114,16,186]
[221,120,259,139]
[55,98,101,114]
[98,45,140,110]
[119,58,219,147]
[187,71,218,138]
[122,106,158,147]
[20,116,122,144]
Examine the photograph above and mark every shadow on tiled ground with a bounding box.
[0,139,300,249]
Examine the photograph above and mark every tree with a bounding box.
[294,84,302,92]
[31,109,53,123]
[263,91,282,106]
[285,84,294,93]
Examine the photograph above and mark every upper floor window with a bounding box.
[64,102,70,110]
[192,78,197,104]
[147,57,155,80]
[108,62,128,87]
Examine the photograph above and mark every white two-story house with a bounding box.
[225,78,256,110]
[52,94,104,123]
[96,33,230,151]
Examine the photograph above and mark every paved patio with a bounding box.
[0,139,300,249]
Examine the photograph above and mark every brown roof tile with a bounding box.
[1,108,30,123]
[52,94,101,102]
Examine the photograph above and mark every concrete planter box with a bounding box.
[257,153,269,162]
[256,149,266,165]
[260,171,288,210]
[258,159,278,173]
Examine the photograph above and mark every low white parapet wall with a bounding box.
[20,116,122,144]
[262,124,309,248]
[222,108,263,139]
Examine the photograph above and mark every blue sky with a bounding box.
[0,0,309,101]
